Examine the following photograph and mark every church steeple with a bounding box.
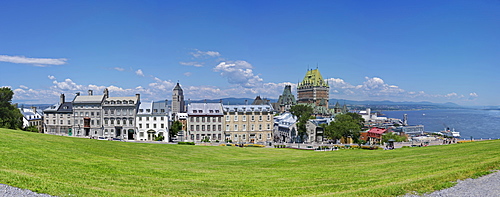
[172,82,185,114]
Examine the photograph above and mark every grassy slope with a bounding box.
[0,128,499,197]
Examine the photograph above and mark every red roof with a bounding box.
[368,127,387,134]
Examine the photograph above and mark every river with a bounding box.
[382,109,500,139]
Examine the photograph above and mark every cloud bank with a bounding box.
[0,55,67,67]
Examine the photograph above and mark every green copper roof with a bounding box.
[298,69,329,88]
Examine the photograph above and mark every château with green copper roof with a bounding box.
[297,68,330,109]
[298,69,329,89]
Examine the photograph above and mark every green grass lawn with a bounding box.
[0,128,499,196]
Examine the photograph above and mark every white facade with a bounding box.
[136,101,170,141]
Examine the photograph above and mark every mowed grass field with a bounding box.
[0,128,499,196]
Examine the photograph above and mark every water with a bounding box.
[382,109,500,139]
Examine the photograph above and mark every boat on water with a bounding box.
[439,127,461,138]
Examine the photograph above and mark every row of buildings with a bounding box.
[19,68,421,145]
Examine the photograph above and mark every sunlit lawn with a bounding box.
[0,128,499,196]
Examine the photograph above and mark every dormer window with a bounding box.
[193,110,197,113]
[139,109,143,112]
[198,110,203,113]
[111,101,116,104]
[117,101,122,104]
[123,101,128,104]
[215,110,220,113]
[209,110,214,113]
[129,101,134,104]
[146,109,150,112]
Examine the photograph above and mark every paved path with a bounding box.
[405,170,500,197]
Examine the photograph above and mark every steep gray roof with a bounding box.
[222,104,273,113]
[73,95,105,103]
[187,103,223,116]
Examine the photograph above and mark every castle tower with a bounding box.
[172,83,185,114]
[297,68,329,108]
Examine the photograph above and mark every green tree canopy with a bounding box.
[289,104,314,143]
[169,120,183,142]
[0,87,23,129]
[325,113,362,144]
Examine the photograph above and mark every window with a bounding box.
[268,133,271,139]
[110,119,114,125]
[202,125,206,131]
[267,115,271,121]
[91,112,94,116]
[196,125,199,131]
[130,101,134,104]
[243,124,247,131]
[97,112,100,116]
[146,117,149,121]
[139,124,142,128]
[243,134,246,139]
[202,117,205,122]
[196,134,200,140]
[226,115,230,121]
[161,123,164,128]
[139,109,143,112]
[218,125,221,131]
[146,124,149,128]
[267,124,270,130]
[207,117,210,123]
[139,117,142,121]
[104,110,108,115]
[91,120,94,125]
[117,101,122,104]
[218,117,222,122]
[153,124,157,128]
[105,119,109,125]
[60,120,63,124]
[196,117,199,122]
[259,124,262,131]
[161,109,165,113]
[161,117,164,121]
[153,117,157,121]
[140,132,144,137]
[259,134,262,140]
[110,110,114,115]
[243,115,246,121]
[251,116,255,121]
[234,134,237,139]
[190,125,194,131]
[259,116,262,121]
[226,125,230,131]
[234,124,238,131]
[146,109,150,113]
[123,101,128,104]
[153,109,157,113]
[116,119,120,125]
[190,117,194,122]
[117,109,121,115]
[105,129,108,135]
[234,115,238,121]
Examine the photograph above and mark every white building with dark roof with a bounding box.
[136,101,170,141]
[187,103,224,142]
[19,106,44,132]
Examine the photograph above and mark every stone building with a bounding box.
[273,85,297,113]
[44,94,73,135]
[72,90,105,137]
[186,103,224,142]
[297,68,329,109]
[136,101,170,141]
[223,104,274,144]
[102,91,140,140]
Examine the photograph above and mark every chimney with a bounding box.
[88,90,93,96]
[76,92,80,96]
[60,94,65,104]
[135,94,140,103]
[103,88,109,98]
[245,100,248,105]
[31,106,37,114]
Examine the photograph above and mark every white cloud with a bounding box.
[48,75,56,80]
[0,55,67,66]
[148,77,175,91]
[180,62,204,67]
[19,85,29,89]
[191,49,221,58]
[135,69,145,77]
[113,67,125,71]
[213,61,263,88]
[469,92,478,97]
[184,72,192,77]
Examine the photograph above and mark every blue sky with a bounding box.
[0,0,498,106]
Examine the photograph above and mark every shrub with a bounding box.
[178,142,195,145]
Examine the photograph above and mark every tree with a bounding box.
[325,113,362,144]
[0,87,23,129]
[169,120,183,142]
[289,105,314,143]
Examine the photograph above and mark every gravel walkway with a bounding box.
[0,184,54,197]
[405,170,500,197]
[1,171,499,196]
